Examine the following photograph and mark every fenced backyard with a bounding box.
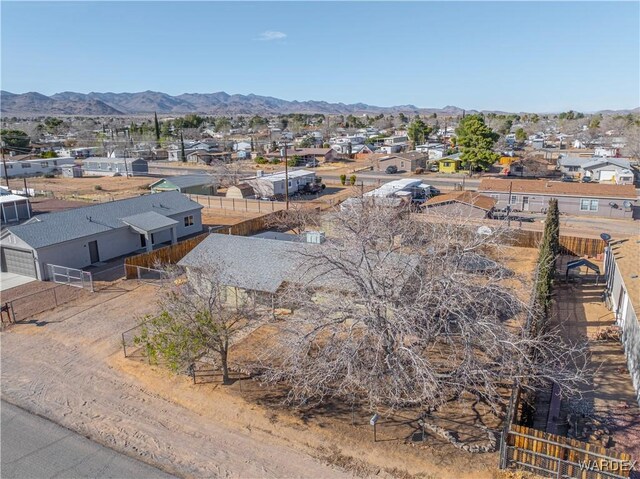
[500,424,635,479]
[511,230,606,257]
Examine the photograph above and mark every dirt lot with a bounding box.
[0,246,540,479]
[26,175,153,201]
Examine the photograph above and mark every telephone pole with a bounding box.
[282,142,290,210]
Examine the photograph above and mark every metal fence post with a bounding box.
[53,287,58,307]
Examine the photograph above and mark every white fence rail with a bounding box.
[47,264,94,291]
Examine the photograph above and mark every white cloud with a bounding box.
[258,30,287,41]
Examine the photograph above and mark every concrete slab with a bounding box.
[0,272,36,292]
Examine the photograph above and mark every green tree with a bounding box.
[407,118,433,148]
[349,174,357,186]
[515,128,527,143]
[455,115,499,171]
[588,116,602,131]
[180,132,187,163]
[298,137,314,148]
[1,129,30,152]
[154,112,161,143]
[134,267,257,384]
[340,174,347,186]
[40,150,58,158]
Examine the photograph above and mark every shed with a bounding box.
[226,183,255,199]
[438,154,462,173]
[149,175,217,195]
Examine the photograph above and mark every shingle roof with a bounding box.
[425,191,497,211]
[178,233,419,294]
[581,158,632,170]
[121,211,178,232]
[478,179,637,199]
[5,191,202,249]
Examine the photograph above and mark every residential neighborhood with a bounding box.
[1,2,638,479]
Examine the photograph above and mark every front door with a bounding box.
[522,196,530,211]
[88,240,100,264]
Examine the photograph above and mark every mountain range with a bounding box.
[1,90,638,117]
[0,90,469,116]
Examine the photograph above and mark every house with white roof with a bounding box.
[244,170,316,198]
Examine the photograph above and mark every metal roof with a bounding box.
[122,211,178,233]
[5,191,202,249]
[150,175,217,190]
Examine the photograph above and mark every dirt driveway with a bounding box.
[0,281,351,478]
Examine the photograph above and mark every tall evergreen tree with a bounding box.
[180,132,186,163]
[154,112,161,144]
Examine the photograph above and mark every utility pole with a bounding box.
[123,148,130,178]
[1,142,9,188]
[507,181,513,227]
[282,141,290,210]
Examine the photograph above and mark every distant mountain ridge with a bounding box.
[1,90,468,116]
[1,90,638,116]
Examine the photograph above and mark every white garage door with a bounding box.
[1,247,37,278]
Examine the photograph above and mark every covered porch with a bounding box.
[122,211,179,252]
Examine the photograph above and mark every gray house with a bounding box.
[149,175,217,195]
[0,191,202,280]
[478,179,637,219]
[604,237,640,405]
[558,156,635,184]
[82,157,149,177]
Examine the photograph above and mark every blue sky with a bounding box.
[1,1,639,112]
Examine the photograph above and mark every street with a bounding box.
[1,400,174,479]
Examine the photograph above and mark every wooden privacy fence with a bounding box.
[123,213,287,278]
[188,195,288,213]
[501,424,634,479]
[124,232,209,278]
[511,230,605,257]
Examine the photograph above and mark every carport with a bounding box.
[122,211,178,252]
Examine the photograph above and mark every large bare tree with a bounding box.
[259,203,588,413]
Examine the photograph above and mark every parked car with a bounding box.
[561,175,574,182]
[385,165,398,174]
[428,164,439,172]
[581,176,592,183]
[305,160,319,168]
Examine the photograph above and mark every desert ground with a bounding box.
[0,246,540,479]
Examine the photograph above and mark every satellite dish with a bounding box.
[623,200,632,209]
[609,202,619,209]
[600,233,612,242]
[477,226,493,236]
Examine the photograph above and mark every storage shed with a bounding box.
[226,183,255,199]
[149,175,217,195]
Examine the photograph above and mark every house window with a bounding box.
[580,199,598,211]
[444,162,451,167]
[184,215,194,227]
[510,195,518,204]
[21,163,31,168]
[6,164,13,169]
[490,194,499,199]
[41,161,49,167]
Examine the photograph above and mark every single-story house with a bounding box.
[177,233,419,306]
[0,191,203,280]
[265,148,339,164]
[557,156,589,177]
[478,178,637,218]
[234,141,252,152]
[424,191,496,219]
[149,175,217,195]
[377,152,428,173]
[0,157,76,178]
[186,150,232,165]
[604,237,640,405]
[438,154,462,173]
[582,158,635,185]
[245,170,316,198]
[226,183,255,199]
[82,157,148,177]
[0,193,31,224]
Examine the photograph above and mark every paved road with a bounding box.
[1,400,174,479]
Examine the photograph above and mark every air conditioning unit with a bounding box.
[305,231,326,244]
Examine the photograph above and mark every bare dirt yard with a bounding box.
[26,175,153,202]
[0,264,543,478]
